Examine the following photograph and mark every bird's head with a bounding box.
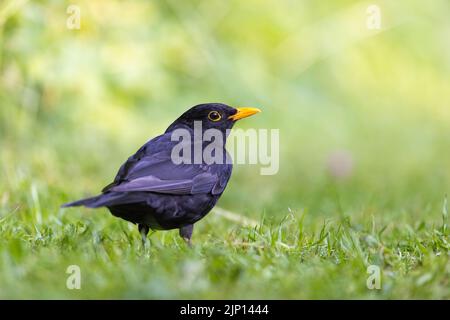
[166,103,261,133]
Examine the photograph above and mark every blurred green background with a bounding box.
[0,0,449,299]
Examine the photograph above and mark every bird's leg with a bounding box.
[138,224,150,249]
[179,224,194,246]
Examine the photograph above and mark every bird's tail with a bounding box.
[61,194,105,208]
[61,193,126,208]
[62,192,145,209]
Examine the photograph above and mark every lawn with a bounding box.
[0,0,449,299]
[0,202,448,299]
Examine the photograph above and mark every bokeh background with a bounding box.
[0,0,449,298]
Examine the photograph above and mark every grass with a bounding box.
[0,193,448,299]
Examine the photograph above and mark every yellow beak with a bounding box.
[228,107,261,121]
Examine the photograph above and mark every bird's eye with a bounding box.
[208,111,222,122]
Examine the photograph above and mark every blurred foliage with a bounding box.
[0,0,449,298]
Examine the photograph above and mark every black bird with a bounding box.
[62,103,261,245]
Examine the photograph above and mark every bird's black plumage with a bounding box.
[63,103,260,244]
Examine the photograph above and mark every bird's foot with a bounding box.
[179,224,194,247]
[138,224,150,252]
[141,234,149,250]
[182,237,192,247]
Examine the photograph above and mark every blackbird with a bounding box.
[62,103,261,245]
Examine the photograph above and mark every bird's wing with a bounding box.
[107,170,218,195]
[103,133,230,195]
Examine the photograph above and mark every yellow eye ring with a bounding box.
[208,111,222,122]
